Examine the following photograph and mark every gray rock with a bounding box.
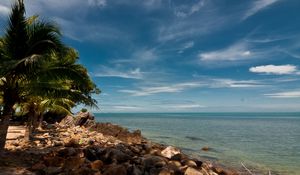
[143,155,167,170]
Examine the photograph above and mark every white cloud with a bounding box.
[119,82,203,96]
[0,4,10,16]
[199,41,252,61]
[265,90,300,98]
[88,0,106,7]
[94,66,143,79]
[249,65,297,75]
[178,41,194,53]
[243,0,279,20]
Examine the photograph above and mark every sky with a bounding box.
[1,0,300,112]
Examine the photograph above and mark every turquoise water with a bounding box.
[95,113,300,175]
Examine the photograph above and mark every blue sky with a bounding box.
[1,0,300,112]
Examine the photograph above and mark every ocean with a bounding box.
[95,113,300,175]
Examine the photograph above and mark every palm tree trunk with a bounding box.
[24,110,34,141]
[37,114,44,129]
[0,103,14,152]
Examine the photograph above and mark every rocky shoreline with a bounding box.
[1,115,240,175]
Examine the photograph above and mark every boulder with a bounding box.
[184,167,203,175]
[65,138,80,147]
[171,153,186,161]
[143,155,167,170]
[161,146,181,159]
[84,147,99,161]
[104,148,131,163]
[128,165,144,175]
[103,164,127,175]
[59,115,75,128]
[159,168,172,175]
[43,156,65,167]
[91,160,104,170]
[182,160,197,168]
[31,162,46,171]
[63,156,85,171]
[74,111,95,126]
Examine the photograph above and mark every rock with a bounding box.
[43,133,50,137]
[31,162,46,171]
[84,147,99,161]
[167,161,182,175]
[182,160,197,168]
[57,147,77,157]
[65,138,80,147]
[212,165,239,175]
[77,167,101,175]
[44,166,62,174]
[105,148,131,163]
[128,165,144,175]
[161,146,181,159]
[74,111,95,126]
[103,164,127,175]
[43,156,65,167]
[53,140,64,147]
[159,168,172,175]
[168,160,181,167]
[143,155,167,170]
[184,167,203,175]
[63,156,85,171]
[59,115,75,128]
[91,123,142,144]
[171,153,186,161]
[91,160,104,170]
[193,160,203,167]
[201,146,210,151]
[88,139,95,145]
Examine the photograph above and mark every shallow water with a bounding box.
[95,113,300,175]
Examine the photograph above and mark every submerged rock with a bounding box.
[201,146,210,151]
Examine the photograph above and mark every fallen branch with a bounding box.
[241,162,254,175]
[202,168,210,175]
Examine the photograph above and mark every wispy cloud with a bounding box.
[174,0,205,18]
[282,50,300,59]
[249,65,298,75]
[199,41,252,61]
[265,90,300,98]
[243,0,279,20]
[94,66,143,79]
[178,41,194,54]
[210,78,265,88]
[157,1,231,42]
[168,104,205,109]
[113,105,141,110]
[119,82,203,96]
[88,0,106,7]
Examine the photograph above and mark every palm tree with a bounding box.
[0,0,99,151]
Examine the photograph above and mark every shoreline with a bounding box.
[1,119,240,175]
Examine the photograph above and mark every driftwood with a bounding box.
[241,162,254,175]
